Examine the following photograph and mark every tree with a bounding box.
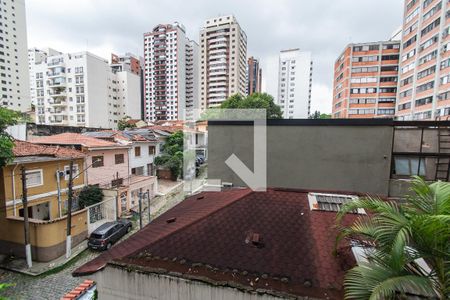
[117,116,136,131]
[0,107,21,168]
[336,176,450,299]
[309,110,331,119]
[219,93,283,119]
[154,131,184,180]
[78,185,103,208]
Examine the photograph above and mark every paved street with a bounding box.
[0,184,188,299]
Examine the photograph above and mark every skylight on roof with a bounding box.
[307,193,365,214]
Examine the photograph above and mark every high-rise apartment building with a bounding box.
[396,0,450,120]
[0,0,30,112]
[30,50,141,128]
[277,49,313,119]
[143,23,198,122]
[332,41,400,118]
[199,15,248,109]
[111,53,142,75]
[247,56,262,95]
[28,48,61,106]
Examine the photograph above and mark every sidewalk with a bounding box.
[0,240,88,276]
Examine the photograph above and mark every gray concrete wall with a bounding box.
[92,265,301,300]
[208,124,394,196]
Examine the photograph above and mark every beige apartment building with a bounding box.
[396,0,450,120]
[199,15,248,109]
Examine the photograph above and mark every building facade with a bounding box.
[396,0,450,120]
[0,141,87,261]
[110,53,141,75]
[30,50,141,128]
[277,49,313,119]
[247,56,262,95]
[143,23,199,122]
[199,15,248,109]
[332,41,400,118]
[0,0,31,112]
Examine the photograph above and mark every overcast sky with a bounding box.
[26,0,404,113]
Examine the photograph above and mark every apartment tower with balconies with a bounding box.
[143,23,198,122]
[31,50,141,128]
[277,49,313,119]
[0,0,31,112]
[396,0,450,120]
[247,56,262,95]
[332,41,401,118]
[199,15,248,109]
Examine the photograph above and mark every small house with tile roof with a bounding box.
[0,140,87,261]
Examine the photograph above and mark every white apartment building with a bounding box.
[277,49,313,119]
[396,0,450,120]
[143,22,199,122]
[0,0,30,112]
[199,15,248,109]
[186,39,200,120]
[28,48,60,106]
[31,50,141,128]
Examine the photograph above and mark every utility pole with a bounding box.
[21,166,32,268]
[138,191,143,230]
[56,169,62,218]
[146,189,151,224]
[66,160,74,258]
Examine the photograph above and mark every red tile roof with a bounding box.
[31,133,123,148]
[73,188,357,299]
[13,140,85,159]
[60,279,95,300]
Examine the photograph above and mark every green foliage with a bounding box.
[0,107,21,168]
[154,131,184,180]
[117,116,136,131]
[218,93,283,119]
[336,176,450,299]
[78,185,103,208]
[0,282,14,300]
[309,110,331,119]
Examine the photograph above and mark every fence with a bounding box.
[86,197,116,234]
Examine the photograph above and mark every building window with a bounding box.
[64,164,79,180]
[135,146,141,157]
[25,169,43,188]
[115,154,124,164]
[393,157,425,176]
[148,146,155,155]
[92,156,104,168]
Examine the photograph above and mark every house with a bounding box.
[31,133,130,186]
[31,133,157,216]
[73,188,361,299]
[0,140,87,261]
[125,119,147,128]
[83,129,160,176]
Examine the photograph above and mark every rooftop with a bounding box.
[74,188,359,299]
[30,133,128,149]
[12,140,85,162]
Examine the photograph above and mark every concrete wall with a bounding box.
[208,123,393,196]
[92,265,299,300]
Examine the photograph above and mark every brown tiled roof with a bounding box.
[13,140,85,159]
[74,188,358,298]
[31,133,123,148]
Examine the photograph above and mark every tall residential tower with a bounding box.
[332,41,400,118]
[143,23,199,122]
[199,15,248,109]
[277,49,313,119]
[1,0,30,111]
[247,56,262,95]
[396,0,450,120]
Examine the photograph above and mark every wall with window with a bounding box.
[87,148,130,186]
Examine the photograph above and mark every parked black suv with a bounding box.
[88,219,132,251]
